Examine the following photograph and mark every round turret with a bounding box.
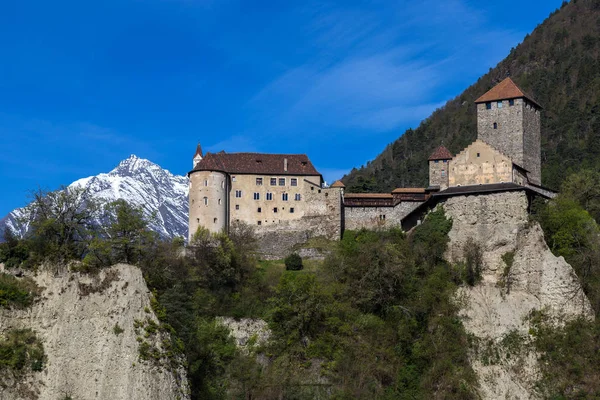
[188,147,229,241]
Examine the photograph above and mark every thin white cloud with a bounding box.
[245,0,526,135]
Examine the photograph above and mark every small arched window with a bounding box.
[218,199,222,205]
[204,180,208,186]
[493,122,498,129]
[203,197,208,205]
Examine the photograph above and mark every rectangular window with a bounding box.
[257,221,261,226]
[279,178,285,186]
[291,178,298,186]
[486,102,492,110]
[493,122,498,129]
[235,190,242,198]
[282,193,288,201]
[256,177,263,186]
[295,194,301,201]
[204,180,208,186]
[253,193,260,200]
[266,193,273,201]
[273,207,278,213]
[270,178,277,186]
[497,100,503,108]
[290,207,295,213]
[441,169,446,177]
[509,99,515,106]
[435,160,439,164]
[232,176,236,182]
[235,204,239,210]
[257,207,262,213]
[203,197,208,205]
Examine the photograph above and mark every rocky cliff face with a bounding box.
[0,264,189,400]
[442,191,593,399]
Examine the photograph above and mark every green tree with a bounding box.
[25,186,100,263]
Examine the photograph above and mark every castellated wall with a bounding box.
[449,140,513,186]
[477,98,525,168]
[429,160,449,189]
[522,102,541,185]
[188,171,228,240]
[344,202,421,231]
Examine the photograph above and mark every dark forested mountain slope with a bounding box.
[342,0,600,192]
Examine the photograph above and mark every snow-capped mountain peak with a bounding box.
[1,156,190,240]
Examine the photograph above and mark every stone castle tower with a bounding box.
[428,145,453,190]
[188,144,229,239]
[475,77,542,185]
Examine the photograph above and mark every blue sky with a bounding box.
[0,0,564,216]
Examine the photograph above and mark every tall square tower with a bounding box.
[475,78,542,185]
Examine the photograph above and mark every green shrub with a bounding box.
[0,328,45,373]
[113,323,124,335]
[284,253,303,271]
[0,273,40,309]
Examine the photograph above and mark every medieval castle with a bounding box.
[188,78,554,248]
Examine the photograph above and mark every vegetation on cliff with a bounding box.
[343,0,600,192]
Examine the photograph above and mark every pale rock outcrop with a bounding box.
[0,264,189,400]
[217,317,271,350]
[443,191,593,400]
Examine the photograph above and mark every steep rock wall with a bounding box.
[443,191,593,399]
[0,264,189,400]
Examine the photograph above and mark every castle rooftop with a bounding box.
[475,77,541,108]
[189,152,321,176]
[428,146,453,161]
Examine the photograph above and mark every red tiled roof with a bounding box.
[475,77,541,108]
[190,152,321,176]
[343,193,393,199]
[330,180,345,188]
[428,146,453,161]
[392,188,426,193]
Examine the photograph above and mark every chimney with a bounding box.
[284,158,288,172]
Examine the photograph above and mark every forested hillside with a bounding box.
[342,0,600,192]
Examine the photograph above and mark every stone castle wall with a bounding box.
[477,98,525,168]
[344,201,421,231]
[255,187,343,258]
[189,171,228,239]
[429,160,449,189]
[522,101,541,185]
[449,140,513,186]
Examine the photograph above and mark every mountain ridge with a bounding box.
[1,155,189,240]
